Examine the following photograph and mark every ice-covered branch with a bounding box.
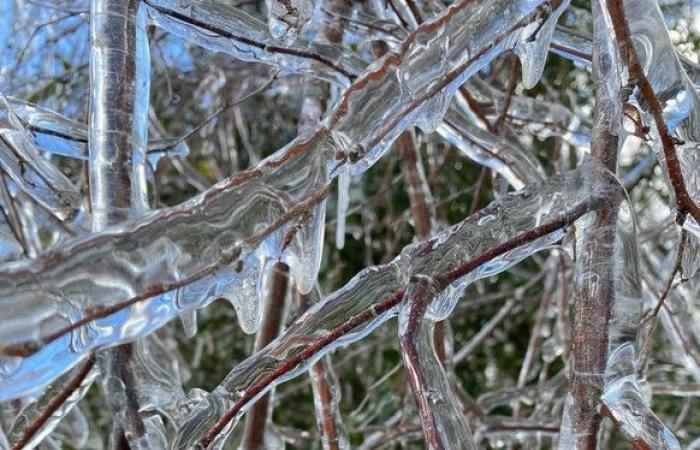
[171,160,619,449]
[0,98,81,222]
[8,355,97,450]
[607,0,700,225]
[558,1,622,446]
[239,262,289,450]
[399,276,473,450]
[0,0,567,401]
[143,0,363,86]
[88,0,150,228]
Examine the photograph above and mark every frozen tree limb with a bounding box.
[172,160,619,449]
[399,276,474,450]
[607,0,700,224]
[0,0,568,401]
[558,2,622,447]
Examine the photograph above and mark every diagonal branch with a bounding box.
[606,0,700,224]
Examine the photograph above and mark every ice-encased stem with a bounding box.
[398,276,474,450]
[143,0,361,86]
[89,0,150,229]
[0,98,81,222]
[558,2,621,448]
[173,160,619,449]
[598,202,681,449]
[89,0,152,447]
[296,289,348,450]
[606,0,700,225]
[8,355,97,450]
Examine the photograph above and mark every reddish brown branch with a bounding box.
[241,262,289,450]
[565,3,622,445]
[295,289,345,450]
[399,278,447,450]
[198,290,407,448]
[398,131,432,239]
[606,0,700,224]
[10,354,96,450]
[493,54,519,133]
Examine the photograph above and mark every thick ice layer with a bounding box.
[0,141,329,400]
[171,159,619,449]
[327,0,567,176]
[599,203,680,448]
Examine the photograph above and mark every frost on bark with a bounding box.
[0,0,699,449]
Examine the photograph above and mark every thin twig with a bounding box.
[10,354,96,450]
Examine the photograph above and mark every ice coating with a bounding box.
[0,0,566,401]
[7,357,98,450]
[328,0,564,176]
[171,159,619,449]
[599,203,680,449]
[398,276,474,450]
[0,97,81,221]
[513,0,570,90]
[3,97,189,169]
[4,97,88,160]
[89,0,151,228]
[266,0,315,43]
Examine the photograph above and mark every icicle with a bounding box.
[284,199,326,295]
[513,1,570,89]
[335,167,349,250]
[178,310,198,338]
